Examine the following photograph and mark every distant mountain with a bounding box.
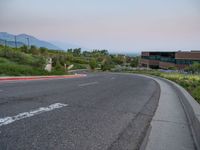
[50,41,87,50]
[0,32,60,50]
[0,39,24,48]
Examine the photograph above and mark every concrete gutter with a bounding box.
[138,75,200,150]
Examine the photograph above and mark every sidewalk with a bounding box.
[139,75,196,150]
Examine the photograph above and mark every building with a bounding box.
[140,51,200,69]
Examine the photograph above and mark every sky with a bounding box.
[0,0,200,53]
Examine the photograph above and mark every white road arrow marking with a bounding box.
[0,103,68,127]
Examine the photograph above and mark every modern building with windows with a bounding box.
[140,51,200,69]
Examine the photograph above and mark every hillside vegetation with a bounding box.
[0,45,138,76]
[125,69,200,103]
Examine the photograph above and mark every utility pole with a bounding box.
[4,40,7,48]
[26,37,30,49]
[14,36,17,49]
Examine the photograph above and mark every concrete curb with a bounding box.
[106,72,199,149]
[0,74,87,82]
[157,77,200,150]
[139,75,200,150]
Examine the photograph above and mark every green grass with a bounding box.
[0,57,67,76]
[127,70,200,103]
[0,57,48,76]
[0,47,69,76]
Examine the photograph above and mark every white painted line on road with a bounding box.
[79,81,98,87]
[0,103,68,127]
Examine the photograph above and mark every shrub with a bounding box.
[72,63,87,70]
[192,87,200,103]
[89,59,98,70]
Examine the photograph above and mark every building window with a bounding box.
[176,59,200,65]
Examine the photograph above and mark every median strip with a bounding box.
[0,103,68,127]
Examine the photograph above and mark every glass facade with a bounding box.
[142,52,175,63]
[176,59,200,65]
[141,52,200,66]
[142,55,160,60]
[160,57,175,63]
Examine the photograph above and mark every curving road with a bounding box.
[0,73,160,150]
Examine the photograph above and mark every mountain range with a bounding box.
[0,32,60,50]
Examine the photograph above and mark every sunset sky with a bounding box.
[1,0,200,53]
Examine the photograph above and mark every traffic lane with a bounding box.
[0,73,160,150]
[0,73,100,98]
[0,104,136,150]
[0,73,157,118]
[0,73,113,117]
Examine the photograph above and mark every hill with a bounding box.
[0,32,60,50]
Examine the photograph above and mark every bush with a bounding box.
[130,58,139,67]
[101,62,114,71]
[128,70,200,103]
[185,62,200,74]
[192,87,200,103]
[71,57,89,64]
[72,63,88,70]
[89,59,98,70]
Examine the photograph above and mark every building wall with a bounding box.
[176,52,200,60]
[140,59,159,68]
[149,60,159,66]
[175,64,188,70]
[140,59,149,67]
[140,51,200,70]
[159,61,176,69]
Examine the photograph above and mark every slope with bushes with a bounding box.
[0,44,139,76]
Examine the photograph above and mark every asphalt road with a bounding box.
[0,73,160,150]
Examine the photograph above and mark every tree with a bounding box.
[73,48,81,56]
[100,50,108,55]
[83,51,91,57]
[67,49,73,53]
